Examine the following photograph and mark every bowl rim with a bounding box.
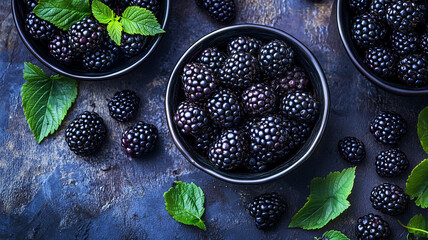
[336,0,428,95]
[11,0,170,81]
[165,24,330,184]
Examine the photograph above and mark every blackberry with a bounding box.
[48,33,77,63]
[121,33,147,57]
[386,0,426,33]
[108,90,140,122]
[370,111,407,145]
[83,49,116,71]
[247,193,287,230]
[121,121,158,158]
[283,119,312,151]
[249,115,288,156]
[102,35,121,56]
[272,66,310,97]
[130,0,160,16]
[196,47,226,75]
[338,137,366,164]
[351,14,386,48]
[375,148,409,177]
[397,54,428,87]
[356,213,391,240]
[194,126,220,152]
[421,33,428,52]
[65,111,107,156]
[370,0,393,20]
[281,91,319,123]
[241,83,276,116]
[219,52,259,89]
[197,0,236,24]
[208,129,246,171]
[390,31,419,57]
[26,0,38,11]
[364,46,396,78]
[227,36,262,55]
[243,154,270,173]
[370,183,409,215]
[68,17,105,53]
[182,63,218,102]
[24,12,57,41]
[259,40,294,78]
[350,0,371,13]
[206,88,243,127]
[174,100,209,135]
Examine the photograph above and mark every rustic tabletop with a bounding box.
[1,0,428,239]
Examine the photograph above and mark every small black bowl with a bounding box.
[337,0,428,95]
[165,24,330,184]
[12,0,169,80]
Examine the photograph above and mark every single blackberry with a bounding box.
[386,0,426,33]
[26,0,38,11]
[243,154,271,173]
[130,0,160,16]
[421,33,428,52]
[281,91,319,123]
[390,31,419,57]
[219,52,259,89]
[370,0,393,20]
[206,88,243,127]
[120,33,147,57]
[194,126,220,152]
[197,0,236,23]
[283,119,312,151]
[241,83,276,116]
[174,100,209,135]
[108,90,140,122]
[247,193,287,230]
[338,137,366,164]
[83,49,116,71]
[397,54,428,87]
[196,47,226,75]
[259,40,294,78]
[102,35,121,56]
[24,12,57,41]
[249,115,288,156]
[48,33,77,63]
[182,63,218,102]
[65,111,107,156]
[68,17,105,53]
[272,66,310,97]
[227,36,262,55]
[351,14,386,48]
[375,148,409,177]
[350,0,371,13]
[121,121,158,158]
[364,46,396,78]
[370,111,407,145]
[208,129,246,171]
[356,213,391,240]
[370,183,409,215]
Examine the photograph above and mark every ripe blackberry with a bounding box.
[121,121,158,158]
[390,31,419,57]
[83,49,116,71]
[370,0,393,20]
[24,12,57,41]
[65,111,107,156]
[243,154,271,173]
[174,100,209,135]
[130,0,160,16]
[108,90,140,122]
[197,0,236,24]
[247,193,287,230]
[259,40,294,78]
[68,17,105,53]
[272,66,310,97]
[283,119,312,151]
[351,14,386,48]
[182,63,217,102]
[397,54,428,87]
[194,126,220,152]
[241,83,276,116]
[208,129,246,171]
[386,0,426,33]
[421,33,428,52]
[249,115,288,156]
[364,46,396,78]
[196,47,226,76]
[350,0,371,13]
[356,213,391,240]
[370,111,407,145]
[206,88,243,128]
[375,148,409,177]
[120,33,147,57]
[48,33,77,63]
[219,52,259,89]
[370,183,409,215]
[26,0,38,11]
[102,36,121,56]
[338,137,366,164]
[227,36,262,55]
[281,91,319,123]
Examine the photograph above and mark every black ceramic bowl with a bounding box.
[337,0,428,95]
[165,24,330,184]
[12,0,169,80]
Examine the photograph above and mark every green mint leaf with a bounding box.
[321,230,350,240]
[21,63,78,143]
[107,18,122,46]
[418,106,428,154]
[289,167,356,230]
[406,159,428,208]
[399,215,428,238]
[92,0,115,24]
[34,0,91,30]
[163,181,206,231]
[121,6,165,36]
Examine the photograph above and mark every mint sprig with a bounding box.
[399,215,428,239]
[406,159,428,208]
[418,106,428,154]
[315,230,350,240]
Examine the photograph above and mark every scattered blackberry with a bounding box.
[48,33,77,63]
[25,12,57,41]
[121,121,158,158]
[174,100,210,135]
[206,88,243,128]
[227,36,262,55]
[194,126,220,152]
[83,49,116,71]
[375,148,409,177]
[249,115,288,156]
[390,31,419,57]
[108,90,140,122]
[208,129,246,171]
[364,46,396,78]
[219,52,259,89]
[241,83,276,116]
[386,0,426,33]
[65,111,107,156]
[370,111,407,145]
[283,119,312,151]
[421,33,428,52]
[182,63,217,102]
[272,66,310,98]
[351,14,386,48]
[130,0,160,16]
[259,40,294,78]
[356,213,391,240]
[370,0,393,20]
[338,137,366,164]
[196,47,226,75]
[370,183,409,215]
[120,33,147,57]
[397,54,428,87]
[68,17,105,53]
[247,193,287,230]
[26,0,38,11]
[197,0,236,24]
[350,0,371,13]
[281,91,319,123]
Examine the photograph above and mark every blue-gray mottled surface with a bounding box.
[1,0,428,239]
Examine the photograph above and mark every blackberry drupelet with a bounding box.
[121,121,158,158]
[259,40,294,78]
[227,36,262,55]
[182,63,218,102]
[206,88,243,128]
[421,33,428,52]
[196,47,226,75]
[386,0,426,33]
[174,100,210,135]
[121,33,147,57]
[351,14,386,48]
[338,137,366,164]
[25,12,57,41]
[68,17,105,53]
[272,66,310,98]
[241,83,276,116]
[370,183,409,215]
[370,0,393,20]
[83,49,116,71]
[370,111,407,145]
[65,111,107,156]
[26,0,38,11]
[281,91,319,123]
[356,213,391,239]
[350,0,371,13]
[397,54,428,87]
[364,46,396,78]
[219,52,259,89]
[208,129,246,171]
[247,193,287,230]
[390,31,419,57]
[108,90,140,122]
[249,115,288,156]
[194,126,220,152]
[197,0,236,24]
[375,148,409,177]
[130,0,160,16]
[48,33,77,63]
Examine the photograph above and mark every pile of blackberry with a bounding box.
[349,0,428,88]
[23,0,161,72]
[173,35,320,173]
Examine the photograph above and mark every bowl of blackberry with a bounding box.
[337,0,428,95]
[12,0,169,80]
[166,24,330,184]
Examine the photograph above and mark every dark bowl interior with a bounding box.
[165,24,330,184]
[12,0,169,80]
[336,0,428,95]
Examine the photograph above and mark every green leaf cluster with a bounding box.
[418,106,428,154]
[406,159,428,208]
